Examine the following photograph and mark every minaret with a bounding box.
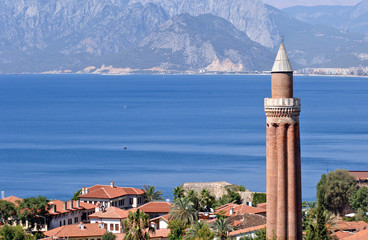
[265,40,302,240]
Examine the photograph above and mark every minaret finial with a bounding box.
[281,34,284,43]
[271,37,292,73]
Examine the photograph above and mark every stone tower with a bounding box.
[265,40,302,240]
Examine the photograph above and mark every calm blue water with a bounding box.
[0,74,367,202]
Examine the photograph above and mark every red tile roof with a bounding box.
[89,207,137,219]
[2,196,22,206]
[229,224,266,236]
[79,185,145,199]
[48,200,95,215]
[334,231,353,239]
[150,214,170,223]
[257,203,267,210]
[344,228,368,239]
[349,171,368,180]
[138,202,172,213]
[44,223,106,238]
[333,220,368,232]
[215,203,266,216]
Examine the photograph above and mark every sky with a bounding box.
[263,0,361,9]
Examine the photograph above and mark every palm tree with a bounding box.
[186,190,200,211]
[210,217,234,240]
[143,185,164,202]
[122,209,155,240]
[169,197,198,225]
[199,189,216,212]
[184,221,215,240]
[173,186,185,201]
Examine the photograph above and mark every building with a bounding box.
[44,223,106,240]
[264,40,302,240]
[229,224,266,240]
[88,207,135,233]
[48,200,95,229]
[137,202,172,219]
[2,196,22,206]
[78,182,145,209]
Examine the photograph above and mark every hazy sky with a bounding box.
[263,0,361,9]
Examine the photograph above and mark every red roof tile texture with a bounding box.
[138,202,172,213]
[228,224,266,236]
[2,196,22,206]
[44,223,106,238]
[115,229,170,240]
[48,200,95,215]
[89,207,137,219]
[349,171,368,180]
[79,185,145,199]
[215,203,266,216]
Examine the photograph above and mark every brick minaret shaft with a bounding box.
[265,40,302,240]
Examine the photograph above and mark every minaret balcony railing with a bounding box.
[264,98,301,118]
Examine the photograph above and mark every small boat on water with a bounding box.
[123,145,127,150]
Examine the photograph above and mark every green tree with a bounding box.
[185,190,200,211]
[143,185,164,202]
[122,209,154,240]
[316,187,329,240]
[0,225,36,240]
[349,187,368,212]
[169,197,197,225]
[102,231,116,240]
[173,186,185,201]
[168,219,187,240]
[17,196,49,230]
[252,193,266,207]
[355,208,365,221]
[316,174,328,210]
[71,189,82,200]
[210,217,234,240]
[0,200,16,224]
[184,221,214,240]
[324,169,357,216]
[199,189,216,212]
[218,189,242,205]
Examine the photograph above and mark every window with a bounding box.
[104,224,107,230]
[63,220,66,225]
[130,198,133,205]
[74,217,78,223]
[60,221,62,226]
[115,224,119,231]
[110,224,114,231]
[123,199,125,205]
[68,219,72,225]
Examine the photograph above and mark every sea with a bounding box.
[0,74,367,202]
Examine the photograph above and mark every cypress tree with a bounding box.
[316,174,329,240]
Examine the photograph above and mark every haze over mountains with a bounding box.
[1,0,368,73]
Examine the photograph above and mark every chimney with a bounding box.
[110,181,115,188]
[69,201,73,209]
[230,207,235,216]
[51,204,56,213]
[63,202,67,211]
[98,221,104,229]
[82,187,86,194]
[76,200,80,208]
[79,222,85,230]
[95,202,101,212]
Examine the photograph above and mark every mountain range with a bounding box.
[1,0,368,73]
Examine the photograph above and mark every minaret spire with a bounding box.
[272,39,293,73]
[265,39,302,240]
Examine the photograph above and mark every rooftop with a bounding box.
[349,171,368,180]
[48,200,95,215]
[215,203,266,217]
[229,224,266,237]
[79,184,145,199]
[138,202,172,213]
[44,223,106,238]
[2,196,22,206]
[89,207,136,219]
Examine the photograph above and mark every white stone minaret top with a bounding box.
[271,39,293,73]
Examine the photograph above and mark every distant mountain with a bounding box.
[107,14,274,71]
[129,0,280,48]
[1,0,368,73]
[283,0,368,34]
